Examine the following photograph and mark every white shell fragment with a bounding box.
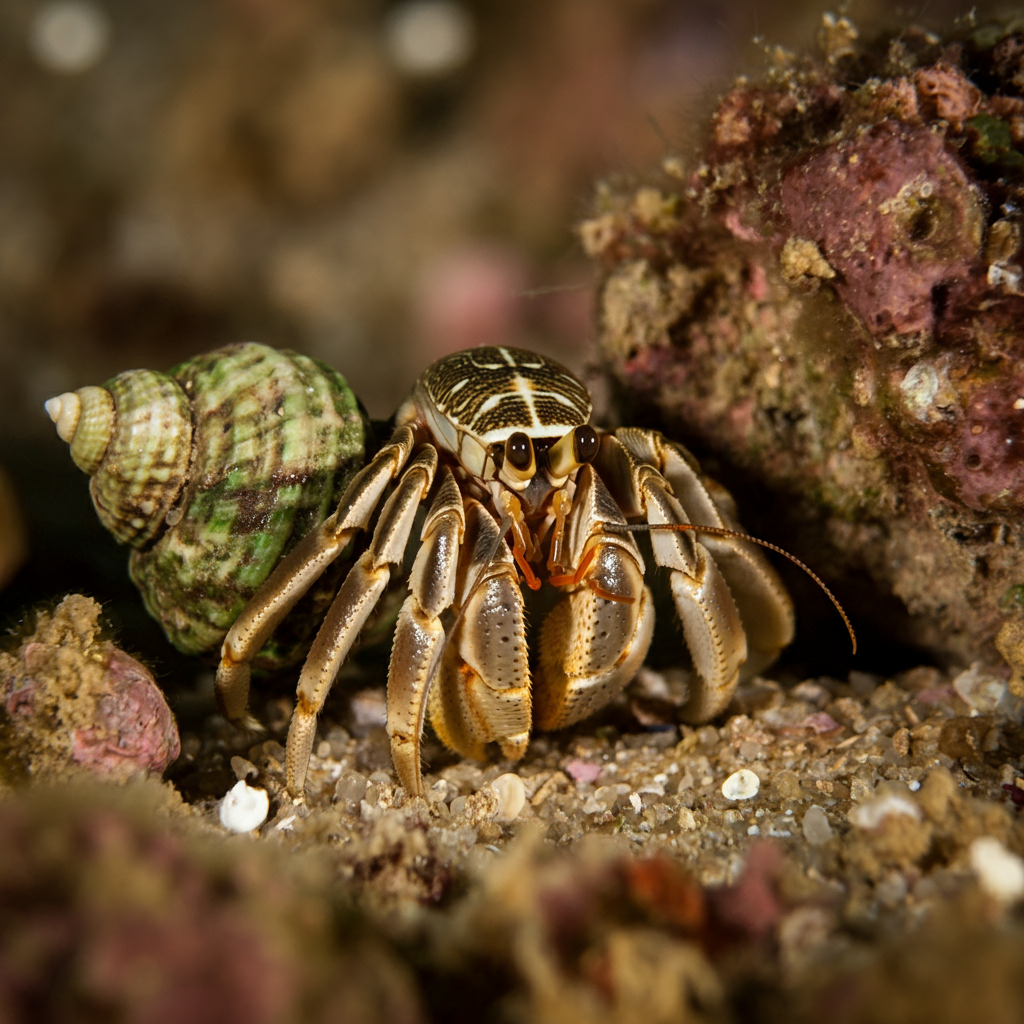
[219,780,270,833]
[490,773,526,821]
[721,768,760,801]
[970,837,1024,904]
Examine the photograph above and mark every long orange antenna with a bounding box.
[605,522,856,654]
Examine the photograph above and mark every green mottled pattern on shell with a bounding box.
[90,371,192,547]
[127,343,367,664]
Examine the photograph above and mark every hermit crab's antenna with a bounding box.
[604,521,857,655]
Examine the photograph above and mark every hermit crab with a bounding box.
[49,343,803,798]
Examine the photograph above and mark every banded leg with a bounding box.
[386,468,464,796]
[614,427,794,677]
[534,465,654,730]
[286,445,438,796]
[427,500,532,769]
[595,432,749,722]
[215,425,416,725]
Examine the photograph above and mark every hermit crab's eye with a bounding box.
[573,424,599,463]
[548,423,599,477]
[505,431,535,476]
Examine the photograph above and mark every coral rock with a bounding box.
[583,15,1024,667]
[0,594,180,784]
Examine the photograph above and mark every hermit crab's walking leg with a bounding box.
[613,427,795,677]
[595,429,792,721]
[533,464,654,731]
[215,425,417,725]
[424,500,532,781]
[385,468,465,797]
[285,445,438,796]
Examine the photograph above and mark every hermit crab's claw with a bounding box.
[424,500,532,781]
[533,465,654,730]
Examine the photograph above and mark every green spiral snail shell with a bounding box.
[47,343,369,667]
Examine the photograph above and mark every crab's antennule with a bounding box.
[605,522,856,655]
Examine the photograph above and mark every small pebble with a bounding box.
[970,837,1024,904]
[891,727,911,758]
[802,805,834,846]
[564,758,602,784]
[30,1,110,74]
[490,773,526,821]
[628,792,642,814]
[952,662,1008,714]
[229,756,258,781]
[219,781,270,833]
[334,769,368,811]
[802,712,841,734]
[848,791,921,829]
[350,688,387,728]
[385,0,474,77]
[722,768,760,801]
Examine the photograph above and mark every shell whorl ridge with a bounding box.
[47,370,193,548]
[45,386,115,475]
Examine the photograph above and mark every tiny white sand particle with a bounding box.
[628,792,642,814]
[490,773,526,821]
[219,780,270,833]
[678,807,697,830]
[908,780,921,792]
[275,815,296,833]
[970,837,1024,904]
[721,768,760,801]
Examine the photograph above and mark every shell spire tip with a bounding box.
[45,392,81,443]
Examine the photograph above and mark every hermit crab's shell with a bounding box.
[49,343,368,666]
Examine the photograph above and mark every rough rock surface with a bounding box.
[582,14,1024,670]
[0,594,180,785]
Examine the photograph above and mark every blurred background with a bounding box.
[0,0,972,628]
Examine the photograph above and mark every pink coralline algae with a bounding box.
[0,594,179,783]
[779,122,984,338]
[68,647,179,776]
[582,17,1024,667]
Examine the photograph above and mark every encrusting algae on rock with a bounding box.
[582,13,1024,670]
[0,594,179,785]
